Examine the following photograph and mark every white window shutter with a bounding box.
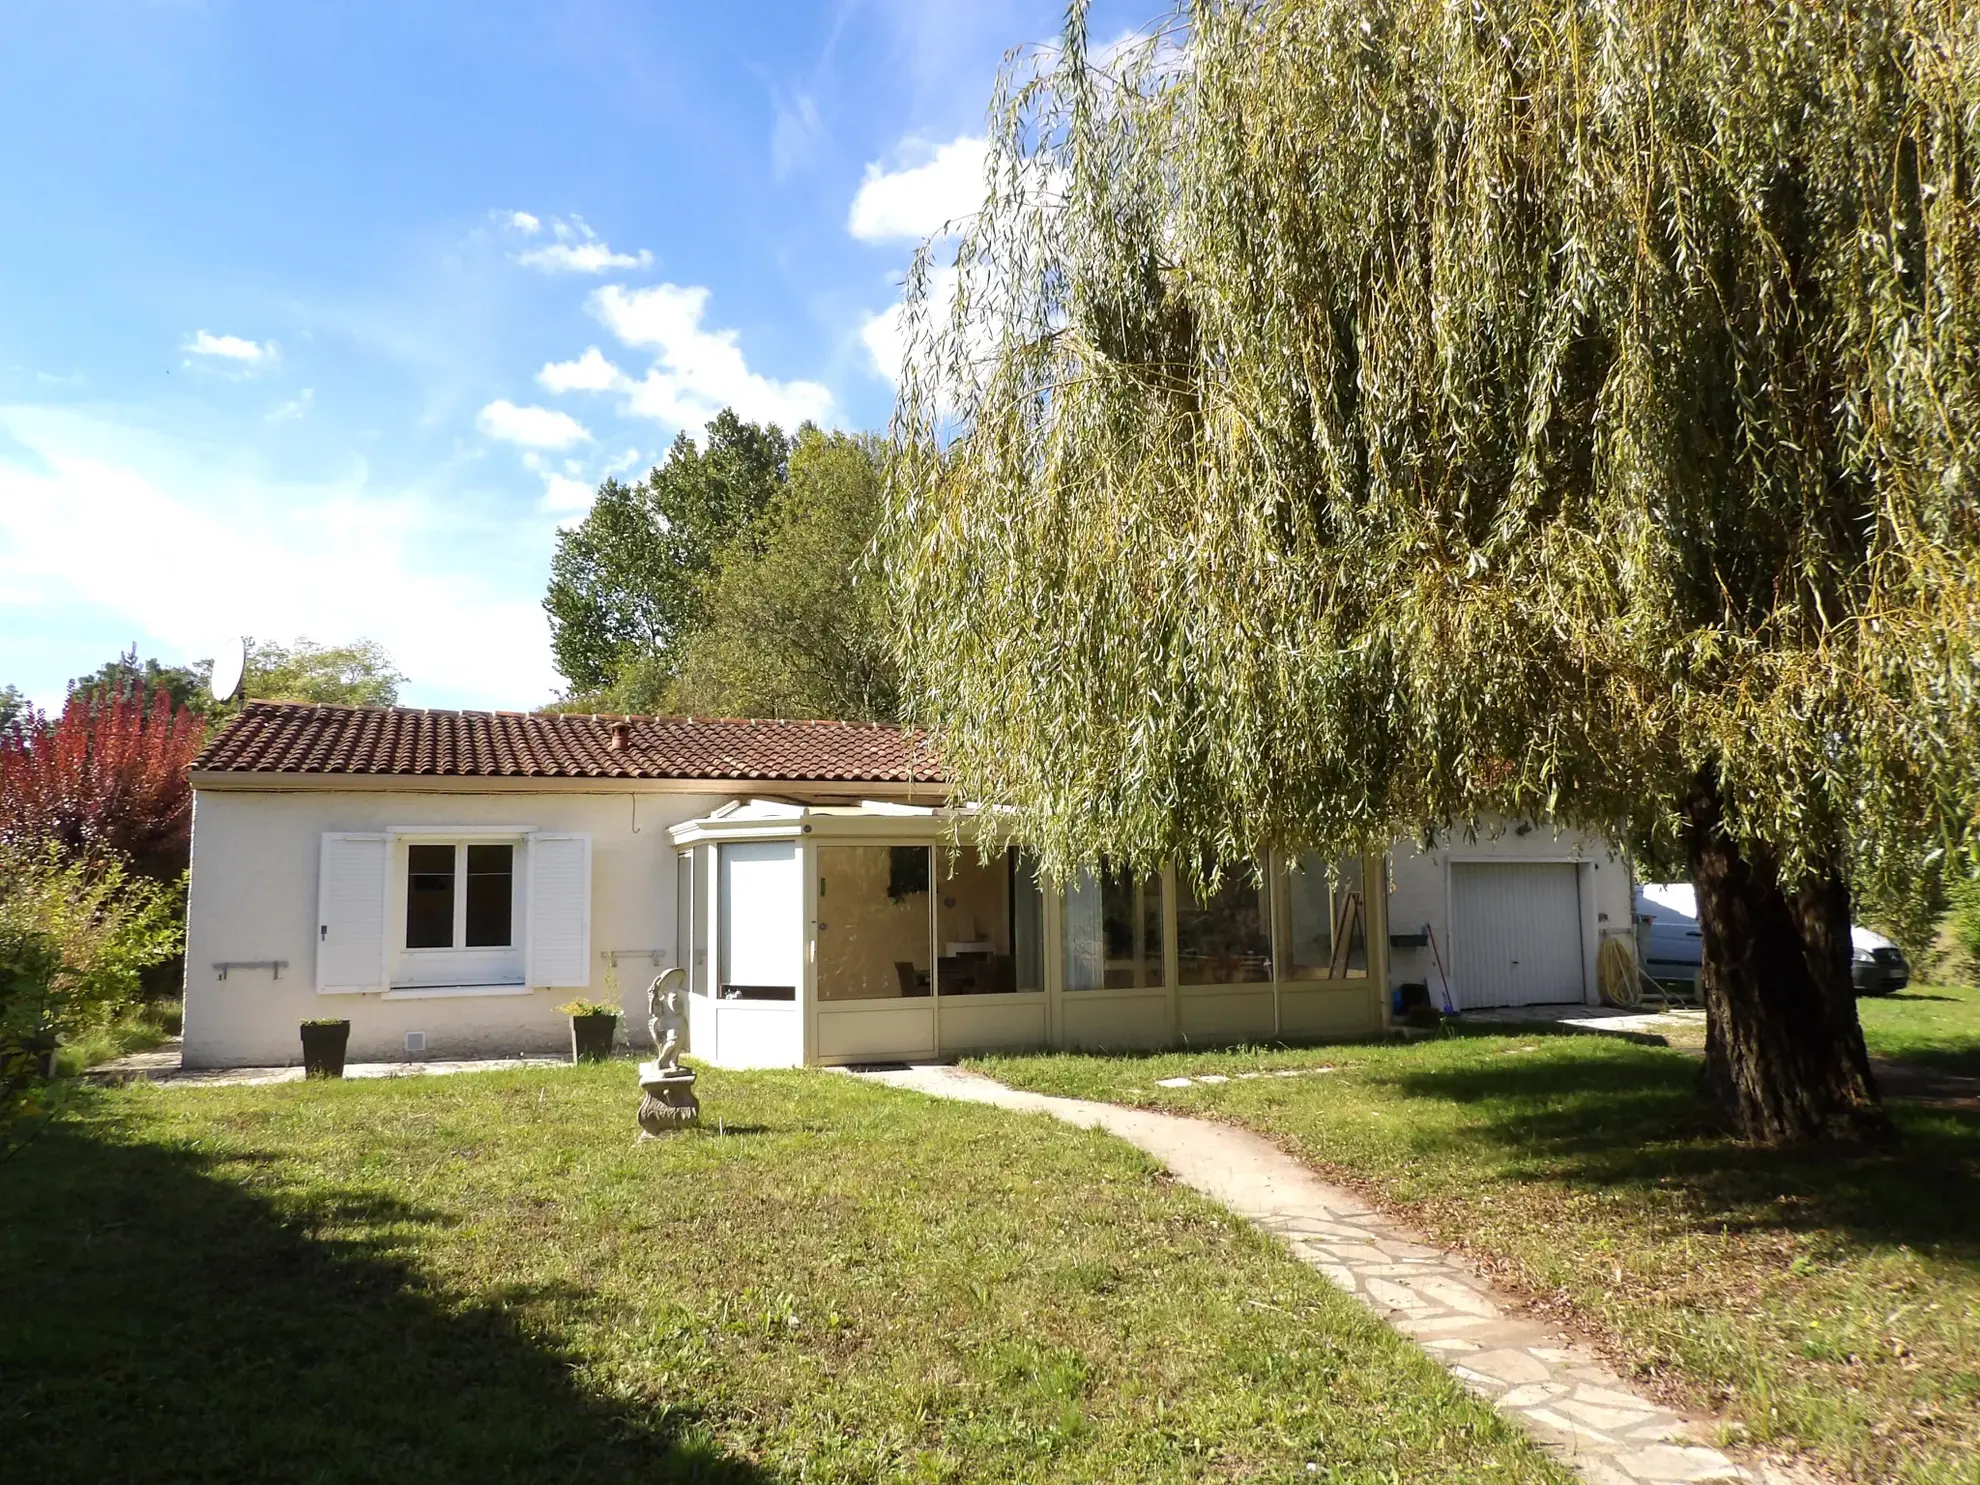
[317,833,388,992]
[527,833,592,988]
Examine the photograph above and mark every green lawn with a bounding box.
[1860,980,1980,1079]
[977,1035,1980,1485]
[0,1063,1566,1485]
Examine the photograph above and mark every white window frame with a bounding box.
[402,841,518,953]
[386,827,531,994]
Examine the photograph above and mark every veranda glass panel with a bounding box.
[675,851,698,993]
[1286,855,1369,980]
[1177,866,1272,984]
[691,848,710,996]
[1063,868,1164,990]
[1011,852,1044,992]
[816,844,934,1001]
[936,847,1015,994]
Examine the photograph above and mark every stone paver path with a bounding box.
[852,1062,1803,1485]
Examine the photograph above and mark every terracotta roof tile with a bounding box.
[193,702,943,784]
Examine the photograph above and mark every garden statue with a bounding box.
[636,967,699,1135]
[648,972,685,1070]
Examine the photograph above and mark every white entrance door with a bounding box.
[1450,862,1584,1008]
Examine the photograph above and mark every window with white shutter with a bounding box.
[317,833,388,993]
[526,833,592,988]
[389,834,527,990]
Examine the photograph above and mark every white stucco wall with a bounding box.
[185,784,1636,1066]
[183,784,729,1067]
[1385,824,1633,1007]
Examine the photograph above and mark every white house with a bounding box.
[182,703,1636,1069]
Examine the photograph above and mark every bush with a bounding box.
[0,925,64,1138]
[1940,874,1980,985]
[0,846,183,1153]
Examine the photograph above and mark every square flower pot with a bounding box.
[300,1020,350,1078]
[570,1013,618,1064]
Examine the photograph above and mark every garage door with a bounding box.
[1450,863,1584,1008]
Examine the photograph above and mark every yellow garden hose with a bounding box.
[1598,934,1645,1008]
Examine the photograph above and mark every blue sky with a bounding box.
[0,0,1141,710]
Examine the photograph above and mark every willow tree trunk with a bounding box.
[1683,770,1887,1144]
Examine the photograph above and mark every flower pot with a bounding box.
[570,1012,618,1064]
[300,1020,350,1078]
[23,1030,59,1081]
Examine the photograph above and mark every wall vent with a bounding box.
[404,1031,426,1055]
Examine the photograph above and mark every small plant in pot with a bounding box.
[558,999,620,1064]
[299,1018,351,1078]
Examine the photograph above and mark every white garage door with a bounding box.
[1451,863,1585,1008]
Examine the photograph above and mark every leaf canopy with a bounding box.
[545,410,791,695]
[888,0,1980,890]
[670,428,901,722]
[245,637,406,708]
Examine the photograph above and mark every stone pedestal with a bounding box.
[637,1060,700,1137]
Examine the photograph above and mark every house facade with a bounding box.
[182,703,1635,1069]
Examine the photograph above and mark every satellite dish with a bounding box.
[210,637,247,705]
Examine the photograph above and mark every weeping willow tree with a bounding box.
[887,0,1980,1143]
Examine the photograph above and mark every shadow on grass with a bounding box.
[1443,1018,1677,1048]
[1377,1045,1980,1262]
[0,1117,772,1484]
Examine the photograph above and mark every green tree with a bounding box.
[889,0,1980,1143]
[68,647,210,714]
[0,686,25,735]
[245,638,405,707]
[671,429,900,721]
[544,410,791,696]
[537,652,677,718]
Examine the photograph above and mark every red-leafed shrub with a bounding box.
[0,689,204,879]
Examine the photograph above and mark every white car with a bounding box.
[1633,883,1909,995]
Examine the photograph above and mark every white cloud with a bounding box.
[0,406,559,708]
[507,210,542,235]
[476,399,592,450]
[589,283,836,430]
[850,129,1066,389]
[847,136,987,243]
[1089,25,1193,84]
[520,240,654,274]
[770,91,824,182]
[540,472,596,519]
[859,262,958,385]
[266,388,315,423]
[537,346,625,395]
[513,214,653,274]
[183,329,276,366]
